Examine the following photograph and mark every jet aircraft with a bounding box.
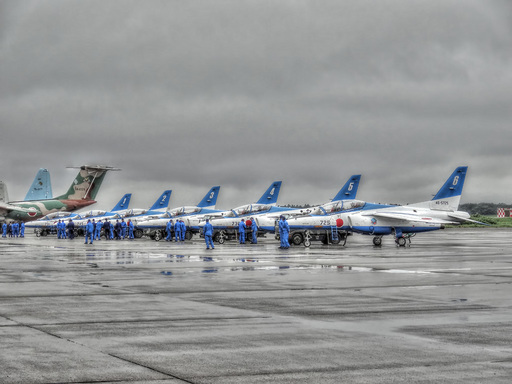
[0,165,118,222]
[193,181,291,243]
[253,174,362,245]
[26,193,132,236]
[282,166,479,247]
[134,186,221,240]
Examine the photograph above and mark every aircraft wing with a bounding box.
[448,213,490,226]
[0,201,33,214]
[363,211,460,225]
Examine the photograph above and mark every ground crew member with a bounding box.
[67,219,75,239]
[204,218,214,249]
[250,218,258,244]
[165,220,173,241]
[109,220,115,239]
[121,219,127,239]
[180,220,186,241]
[2,222,7,238]
[20,222,25,238]
[102,220,110,240]
[128,219,134,239]
[115,220,122,239]
[238,219,246,244]
[94,219,103,240]
[279,215,290,249]
[85,219,94,244]
[174,220,181,241]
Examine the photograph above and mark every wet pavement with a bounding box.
[1,228,512,383]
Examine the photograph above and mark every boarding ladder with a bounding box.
[330,226,339,242]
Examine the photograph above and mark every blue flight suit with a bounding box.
[251,220,258,244]
[13,222,19,237]
[20,222,25,238]
[174,221,181,241]
[109,222,114,239]
[85,221,94,244]
[238,220,246,244]
[165,220,173,241]
[128,221,134,239]
[2,223,7,238]
[57,221,62,239]
[279,217,290,249]
[204,221,214,249]
[180,220,186,241]
[121,220,127,239]
[95,220,103,240]
[61,221,67,239]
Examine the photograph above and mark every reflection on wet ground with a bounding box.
[2,228,512,383]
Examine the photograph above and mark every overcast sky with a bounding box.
[1,0,511,211]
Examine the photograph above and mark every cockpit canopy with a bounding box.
[167,206,202,217]
[40,211,76,221]
[309,199,365,216]
[224,203,271,218]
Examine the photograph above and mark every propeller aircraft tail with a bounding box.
[56,165,120,201]
[25,168,53,201]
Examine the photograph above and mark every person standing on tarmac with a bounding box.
[238,218,246,244]
[85,219,94,244]
[102,220,110,240]
[67,219,75,240]
[165,220,173,241]
[180,220,186,241]
[121,218,127,239]
[279,215,290,249]
[250,218,258,244]
[94,219,103,240]
[128,219,134,239]
[2,222,7,238]
[203,218,214,250]
[20,222,25,238]
[174,219,181,241]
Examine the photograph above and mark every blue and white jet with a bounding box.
[134,186,221,240]
[26,193,132,236]
[284,166,480,247]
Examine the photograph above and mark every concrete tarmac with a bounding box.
[1,228,512,383]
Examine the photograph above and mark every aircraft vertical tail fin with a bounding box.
[149,190,172,211]
[25,168,53,201]
[410,166,468,211]
[331,175,361,201]
[430,166,468,211]
[56,165,120,201]
[256,181,282,205]
[197,186,220,208]
[0,180,8,203]
[111,193,132,211]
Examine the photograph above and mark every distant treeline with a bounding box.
[459,203,510,216]
[283,203,507,216]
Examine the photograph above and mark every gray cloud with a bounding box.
[1,0,512,210]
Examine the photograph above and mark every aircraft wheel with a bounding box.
[134,229,143,238]
[373,236,382,246]
[35,229,41,237]
[41,230,48,237]
[185,231,193,240]
[291,233,303,246]
[396,237,406,247]
[215,230,226,244]
[320,235,328,245]
[331,234,341,245]
[154,230,162,241]
[304,239,311,247]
